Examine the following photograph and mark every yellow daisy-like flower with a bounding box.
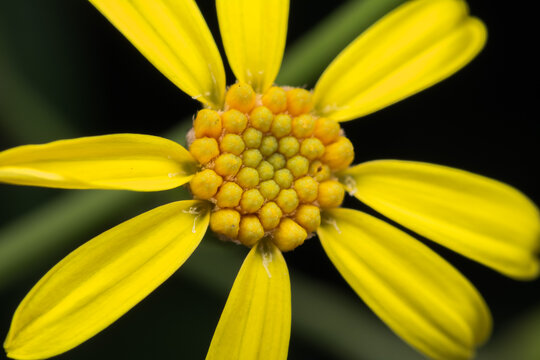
[1,0,538,359]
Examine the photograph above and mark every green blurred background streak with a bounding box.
[0,0,538,359]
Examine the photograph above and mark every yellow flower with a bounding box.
[0,0,538,359]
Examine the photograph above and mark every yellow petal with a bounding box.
[4,200,210,359]
[89,0,225,108]
[207,240,290,360]
[217,0,289,93]
[318,208,492,360]
[313,0,487,121]
[341,160,540,280]
[0,134,197,191]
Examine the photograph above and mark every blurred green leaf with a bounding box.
[477,305,540,360]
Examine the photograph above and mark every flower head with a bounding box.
[1,0,538,360]
[189,83,353,251]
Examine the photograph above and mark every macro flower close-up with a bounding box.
[0,0,538,359]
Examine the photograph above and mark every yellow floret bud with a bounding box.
[286,88,313,116]
[273,218,307,252]
[250,106,273,132]
[214,153,242,177]
[274,169,293,189]
[262,86,287,113]
[194,109,222,139]
[190,169,223,199]
[259,180,280,200]
[238,215,265,246]
[286,155,309,178]
[243,128,263,149]
[215,182,243,208]
[258,202,283,230]
[226,83,255,113]
[318,180,345,208]
[189,137,219,164]
[222,109,248,134]
[236,167,259,188]
[188,85,356,250]
[242,149,263,168]
[295,205,321,233]
[278,136,299,158]
[259,136,278,157]
[210,209,241,239]
[292,114,316,138]
[309,161,331,182]
[240,189,264,213]
[300,138,325,160]
[220,133,245,155]
[313,117,341,145]
[271,114,292,138]
[321,136,354,171]
[267,153,286,170]
[276,188,299,213]
[294,176,319,202]
[257,161,274,181]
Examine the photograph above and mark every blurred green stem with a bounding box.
[277,0,405,86]
[0,191,146,287]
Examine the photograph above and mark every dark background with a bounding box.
[0,1,538,359]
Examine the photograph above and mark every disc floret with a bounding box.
[188,83,353,252]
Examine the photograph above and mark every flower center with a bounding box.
[188,83,354,251]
